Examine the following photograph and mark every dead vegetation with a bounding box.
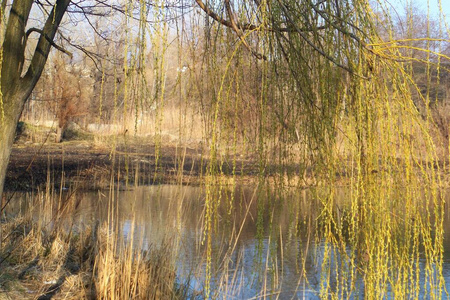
[0,192,190,299]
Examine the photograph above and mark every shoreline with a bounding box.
[5,138,262,192]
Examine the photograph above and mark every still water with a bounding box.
[10,185,450,298]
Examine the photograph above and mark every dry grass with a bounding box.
[94,228,179,299]
[0,189,187,300]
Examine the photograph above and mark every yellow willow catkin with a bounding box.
[98,59,105,122]
[192,0,450,297]
[150,0,168,181]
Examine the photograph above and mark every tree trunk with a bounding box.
[55,126,63,143]
[0,89,29,199]
[0,0,71,200]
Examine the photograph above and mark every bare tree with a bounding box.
[0,0,71,197]
[0,0,151,196]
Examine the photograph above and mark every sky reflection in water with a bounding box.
[10,185,450,299]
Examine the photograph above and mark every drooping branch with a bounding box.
[224,0,266,60]
[275,0,357,75]
[26,28,73,58]
[58,31,123,75]
[68,0,186,24]
[195,0,368,61]
[60,35,103,73]
[308,1,366,46]
[195,0,327,33]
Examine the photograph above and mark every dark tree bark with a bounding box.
[0,0,71,198]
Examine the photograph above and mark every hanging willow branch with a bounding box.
[195,0,368,68]
[275,0,357,75]
[223,0,266,60]
[195,0,330,33]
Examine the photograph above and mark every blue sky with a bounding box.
[385,0,450,20]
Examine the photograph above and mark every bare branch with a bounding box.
[26,27,73,58]
[276,0,357,76]
[195,0,326,33]
[23,0,71,85]
[309,1,367,45]
[58,32,118,76]
[224,0,266,60]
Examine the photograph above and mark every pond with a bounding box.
[8,184,450,299]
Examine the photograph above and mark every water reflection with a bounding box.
[8,185,450,298]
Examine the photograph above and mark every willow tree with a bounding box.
[0,0,449,297]
[0,0,368,197]
[194,1,449,297]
